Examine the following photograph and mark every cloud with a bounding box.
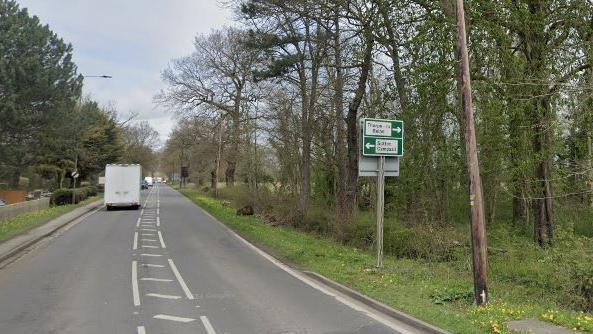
[17,0,234,141]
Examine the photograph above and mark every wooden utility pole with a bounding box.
[215,114,225,198]
[587,130,593,208]
[455,0,489,306]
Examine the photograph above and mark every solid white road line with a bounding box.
[136,218,141,227]
[142,263,165,268]
[132,261,140,306]
[141,277,173,282]
[137,326,146,334]
[140,253,162,257]
[133,232,138,250]
[200,316,217,334]
[158,231,166,249]
[146,293,182,300]
[168,259,194,300]
[142,245,158,249]
[153,314,195,323]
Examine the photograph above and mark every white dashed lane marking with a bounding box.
[140,253,162,257]
[168,259,194,300]
[137,325,146,334]
[141,277,173,282]
[146,293,182,300]
[157,231,166,249]
[201,316,217,334]
[132,261,140,306]
[153,314,195,323]
[133,232,138,250]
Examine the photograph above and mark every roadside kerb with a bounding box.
[304,271,451,334]
[0,199,103,264]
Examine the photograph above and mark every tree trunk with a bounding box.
[9,169,20,189]
[333,10,349,239]
[226,97,242,187]
[225,161,236,186]
[377,0,408,115]
[210,169,217,191]
[340,29,374,239]
[532,97,554,246]
[589,133,593,208]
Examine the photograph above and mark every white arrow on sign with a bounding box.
[365,142,375,149]
[392,127,402,134]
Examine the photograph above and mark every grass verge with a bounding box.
[0,196,102,243]
[178,187,593,334]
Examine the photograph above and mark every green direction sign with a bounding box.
[362,118,404,157]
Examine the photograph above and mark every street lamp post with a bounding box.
[71,74,112,204]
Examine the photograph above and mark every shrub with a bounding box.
[348,214,464,261]
[568,265,593,312]
[51,188,89,206]
[85,185,98,197]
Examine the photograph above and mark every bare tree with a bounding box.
[156,27,259,186]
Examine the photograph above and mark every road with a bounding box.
[0,185,414,334]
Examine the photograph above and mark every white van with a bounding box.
[144,176,153,187]
[104,164,142,210]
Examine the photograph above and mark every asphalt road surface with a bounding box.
[0,185,411,334]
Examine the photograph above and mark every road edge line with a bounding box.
[303,271,450,334]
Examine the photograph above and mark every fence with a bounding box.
[0,198,50,221]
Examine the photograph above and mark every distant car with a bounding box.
[0,199,6,207]
[141,180,149,189]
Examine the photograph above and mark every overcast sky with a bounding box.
[17,0,234,143]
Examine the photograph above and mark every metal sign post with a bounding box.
[360,118,404,270]
[376,156,385,269]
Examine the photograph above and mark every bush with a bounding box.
[569,265,593,312]
[348,213,464,261]
[51,188,89,206]
[85,185,98,197]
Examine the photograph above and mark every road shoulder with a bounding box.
[0,199,103,265]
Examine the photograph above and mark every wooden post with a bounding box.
[587,131,593,208]
[215,114,224,198]
[455,0,489,306]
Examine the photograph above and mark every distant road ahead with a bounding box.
[0,185,416,334]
